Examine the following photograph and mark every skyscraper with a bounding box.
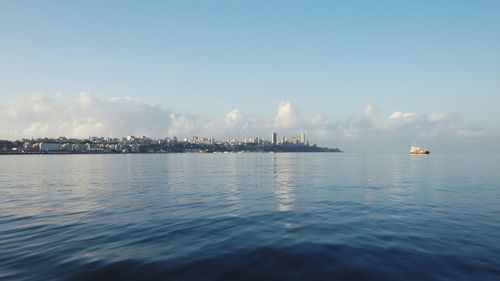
[300,133,306,144]
[272,132,277,146]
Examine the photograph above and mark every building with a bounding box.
[61,143,72,151]
[199,137,214,145]
[39,143,60,152]
[272,132,277,146]
[72,143,84,152]
[300,133,306,144]
[131,143,140,153]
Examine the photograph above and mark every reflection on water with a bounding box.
[224,158,241,217]
[273,155,296,212]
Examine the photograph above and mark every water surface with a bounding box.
[1,153,500,280]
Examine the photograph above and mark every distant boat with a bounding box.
[410,144,430,154]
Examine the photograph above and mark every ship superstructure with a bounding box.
[410,144,430,154]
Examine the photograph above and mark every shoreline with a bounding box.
[0,150,343,155]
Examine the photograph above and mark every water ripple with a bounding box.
[1,153,500,280]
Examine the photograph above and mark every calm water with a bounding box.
[1,153,500,281]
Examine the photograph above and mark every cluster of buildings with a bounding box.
[272,132,308,146]
[2,132,314,154]
[14,136,146,153]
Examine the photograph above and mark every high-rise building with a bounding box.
[272,132,277,146]
[300,133,306,144]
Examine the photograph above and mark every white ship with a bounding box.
[409,144,429,154]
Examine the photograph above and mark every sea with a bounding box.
[1,152,500,281]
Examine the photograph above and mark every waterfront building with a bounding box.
[131,143,140,153]
[61,143,72,151]
[39,143,60,152]
[71,143,84,152]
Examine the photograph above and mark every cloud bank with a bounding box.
[0,93,496,151]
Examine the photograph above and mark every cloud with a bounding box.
[168,113,195,137]
[221,109,263,137]
[364,105,379,119]
[22,122,49,136]
[427,112,448,123]
[389,111,420,120]
[305,106,494,145]
[0,94,496,152]
[274,102,300,129]
[0,92,173,139]
[0,93,265,140]
[224,109,243,127]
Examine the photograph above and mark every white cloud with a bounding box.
[427,112,448,123]
[6,108,19,119]
[224,109,243,127]
[302,105,494,146]
[167,113,195,137]
[77,92,98,107]
[274,102,300,129]
[221,108,263,136]
[0,92,173,139]
[22,122,49,136]
[0,94,495,152]
[364,105,378,119]
[389,111,420,120]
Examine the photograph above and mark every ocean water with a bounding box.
[1,153,500,281]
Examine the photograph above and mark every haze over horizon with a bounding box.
[1,1,499,152]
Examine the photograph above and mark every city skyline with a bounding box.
[2,131,310,146]
[1,1,499,152]
[0,131,342,154]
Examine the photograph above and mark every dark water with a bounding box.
[1,153,500,281]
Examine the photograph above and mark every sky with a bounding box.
[1,0,499,152]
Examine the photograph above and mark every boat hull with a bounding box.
[410,150,430,154]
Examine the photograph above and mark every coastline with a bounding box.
[0,149,343,155]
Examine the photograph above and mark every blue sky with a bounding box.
[1,1,499,151]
